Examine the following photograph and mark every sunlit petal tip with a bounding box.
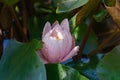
[42,22,51,38]
[52,20,59,28]
[62,46,79,62]
[61,18,69,31]
[52,23,63,33]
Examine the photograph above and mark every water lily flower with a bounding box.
[38,18,79,64]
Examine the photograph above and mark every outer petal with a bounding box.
[60,30,73,58]
[42,22,51,38]
[37,51,49,64]
[61,46,79,62]
[60,18,70,31]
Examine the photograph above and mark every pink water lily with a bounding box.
[38,18,79,64]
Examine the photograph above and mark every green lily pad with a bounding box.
[0,40,46,80]
[53,0,88,13]
[97,45,120,80]
[45,64,89,80]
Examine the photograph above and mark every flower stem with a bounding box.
[21,0,29,42]
[87,29,120,58]
[73,18,95,61]
[9,6,27,42]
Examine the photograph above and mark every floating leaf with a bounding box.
[65,55,101,80]
[97,45,120,80]
[53,0,88,13]
[0,40,46,80]
[45,64,88,80]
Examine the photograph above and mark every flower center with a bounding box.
[50,30,63,40]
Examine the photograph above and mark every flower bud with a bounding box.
[38,18,79,64]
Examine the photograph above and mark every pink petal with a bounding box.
[52,21,59,28]
[60,18,70,31]
[59,30,73,58]
[42,24,65,63]
[61,46,79,62]
[42,41,61,63]
[52,24,63,34]
[50,23,64,40]
[37,51,49,64]
[42,22,51,38]
[40,55,49,64]
[44,25,72,60]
